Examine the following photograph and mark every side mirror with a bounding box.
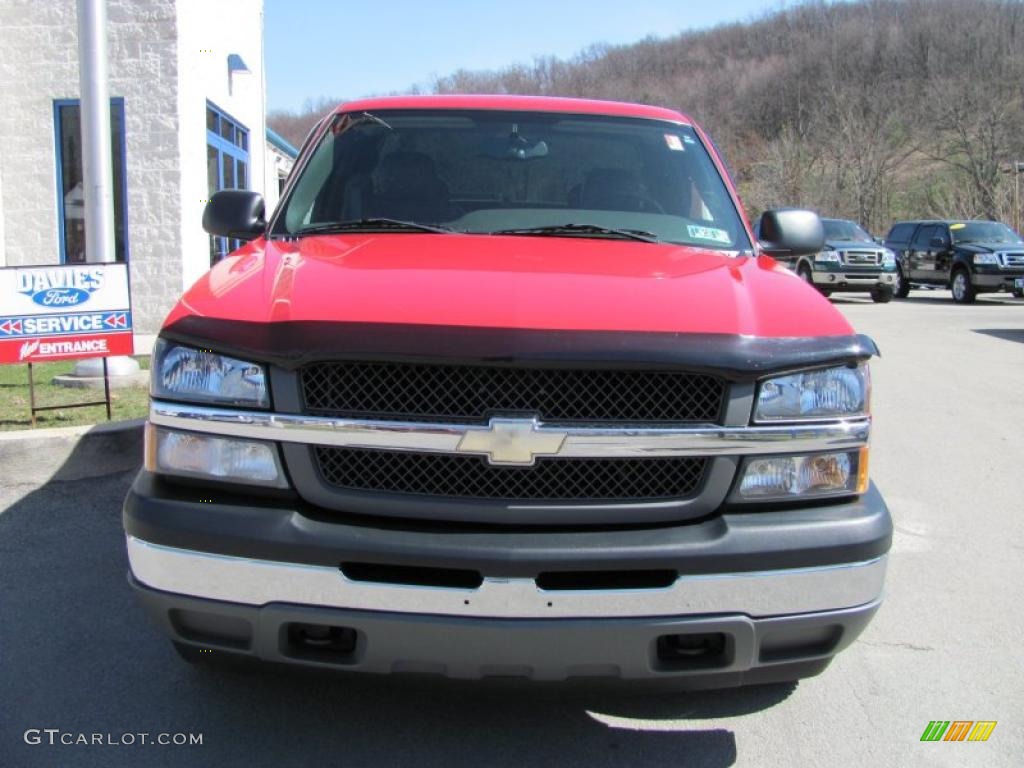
[202,190,266,240]
[757,209,825,257]
[929,236,947,249]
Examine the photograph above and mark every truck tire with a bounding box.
[871,285,894,303]
[951,268,976,304]
[894,266,910,298]
[798,263,830,296]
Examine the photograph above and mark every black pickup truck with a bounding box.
[884,219,1024,303]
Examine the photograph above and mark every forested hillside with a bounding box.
[269,0,1024,232]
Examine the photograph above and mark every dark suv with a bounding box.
[884,220,1024,303]
[753,217,896,302]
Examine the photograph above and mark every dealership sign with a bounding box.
[0,264,134,364]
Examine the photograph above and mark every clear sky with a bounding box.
[264,0,787,112]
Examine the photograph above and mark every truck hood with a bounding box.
[165,233,853,338]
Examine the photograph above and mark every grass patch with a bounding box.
[0,356,150,431]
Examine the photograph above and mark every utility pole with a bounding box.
[76,0,116,263]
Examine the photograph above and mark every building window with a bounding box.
[54,98,129,263]
[206,101,249,264]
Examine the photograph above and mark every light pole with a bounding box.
[1015,162,1024,234]
[72,0,140,381]
[77,0,115,264]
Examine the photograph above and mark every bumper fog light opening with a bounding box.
[655,632,731,671]
[283,623,359,664]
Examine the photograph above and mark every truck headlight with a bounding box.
[731,449,869,501]
[151,339,269,407]
[145,424,288,487]
[755,364,869,422]
[814,250,841,263]
[881,249,896,266]
[973,253,999,265]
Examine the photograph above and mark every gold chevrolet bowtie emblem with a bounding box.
[456,417,567,466]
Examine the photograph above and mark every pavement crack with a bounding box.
[862,640,935,652]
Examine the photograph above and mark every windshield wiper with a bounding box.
[294,218,455,235]
[486,223,660,243]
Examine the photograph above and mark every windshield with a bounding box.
[273,109,751,251]
[822,219,874,242]
[950,221,1023,245]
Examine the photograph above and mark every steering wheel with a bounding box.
[594,193,666,214]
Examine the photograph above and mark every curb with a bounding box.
[0,419,144,485]
[52,371,150,390]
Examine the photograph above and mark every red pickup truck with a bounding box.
[124,95,890,688]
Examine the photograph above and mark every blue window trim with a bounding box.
[53,97,130,264]
[206,100,250,173]
[206,101,250,263]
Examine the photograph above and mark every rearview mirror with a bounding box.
[480,130,549,161]
[202,190,266,240]
[757,209,825,257]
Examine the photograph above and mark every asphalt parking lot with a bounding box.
[1,290,1021,768]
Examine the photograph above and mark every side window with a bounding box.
[206,102,250,264]
[933,225,951,248]
[54,98,129,263]
[886,223,912,247]
[911,225,935,249]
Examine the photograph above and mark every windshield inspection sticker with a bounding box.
[950,223,966,230]
[687,225,731,244]
[664,134,684,151]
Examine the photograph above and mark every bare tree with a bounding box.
[267,0,1024,229]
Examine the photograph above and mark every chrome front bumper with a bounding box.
[127,535,887,620]
[813,272,896,287]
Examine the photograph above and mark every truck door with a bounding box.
[908,224,936,282]
[930,224,953,279]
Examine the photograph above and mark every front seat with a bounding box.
[576,168,651,211]
[369,151,453,223]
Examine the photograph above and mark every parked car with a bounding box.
[884,219,1024,302]
[755,217,897,302]
[123,95,890,689]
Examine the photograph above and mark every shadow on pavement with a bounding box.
[825,296,872,304]
[894,294,1021,306]
[0,440,800,767]
[972,328,1024,345]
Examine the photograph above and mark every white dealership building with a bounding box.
[0,0,297,334]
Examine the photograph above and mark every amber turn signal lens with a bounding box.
[856,446,870,494]
[143,421,157,472]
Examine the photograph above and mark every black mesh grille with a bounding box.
[314,447,706,501]
[301,362,725,424]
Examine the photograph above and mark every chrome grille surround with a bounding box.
[149,401,871,459]
[150,400,871,523]
[841,250,882,266]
